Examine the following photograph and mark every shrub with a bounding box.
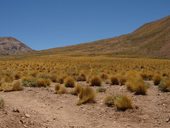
[77,73,86,81]
[77,86,96,105]
[0,97,4,109]
[55,84,67,94]
[110,76,119,85]
[96,87,106,93]
[159,78,170,92]
[90,76,102,86]
[64,77,75,88]
[36,78,51,87]
[114,95,132,111]
[126,77,147,95]
[71,84,82,95]
[153,74,161,85]
[104,95,114,107]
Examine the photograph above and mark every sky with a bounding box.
[0,0,169,50]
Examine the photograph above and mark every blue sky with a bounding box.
[0,0,169,50]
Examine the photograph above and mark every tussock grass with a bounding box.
[1,80,23,92]
[110,76,119,85]
[159,78,170,92]
[77,86,96,105]
[64,77,75,88]
[55,84,67,94]
[114,95,132,111]
[126,74,148,95]
[153,74,161,85]
[104,95,114,107]
[71,84,82,95]
[90,76,102,86]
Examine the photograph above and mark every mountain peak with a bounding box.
[0,37,33,55]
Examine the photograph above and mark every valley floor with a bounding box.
[0,82,170,128]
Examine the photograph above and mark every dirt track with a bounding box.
[0,82,170,128]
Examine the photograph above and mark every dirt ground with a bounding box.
[0,82,170,128]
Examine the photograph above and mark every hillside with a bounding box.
[0,37,33,55]
[41,16,170,58]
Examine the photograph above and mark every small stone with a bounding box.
[166,118,170,123]
[25,114,30,118]
[12,108,20,113]
[20,120,24,124]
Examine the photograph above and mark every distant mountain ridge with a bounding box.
[0,37,33,55]
[42,15,170,58]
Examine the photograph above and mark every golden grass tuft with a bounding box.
[36,78,51,87]
[77,86,96,105]
[64,77,75,88]
[110,76,119,85]
[1,80,23,92]
[104,95,114,107]
[159,78,170,92]
[153,74,161,85]
[126,76,147,95]
[114,95,132,111]
[12,80,23,91]
[71,84,82,95]
[90,76,102,86]
[55,84,67,94]
[77,73,86,81]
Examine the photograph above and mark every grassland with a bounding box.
[0,55,170,128]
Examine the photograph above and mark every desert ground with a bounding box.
[0,55,170,128]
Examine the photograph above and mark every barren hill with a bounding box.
[0,37,33,55]
[42,16,170,58]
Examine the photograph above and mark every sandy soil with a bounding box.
[0,82,170,128]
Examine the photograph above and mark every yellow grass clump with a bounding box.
[64,77,75,88]
[114,95,132,111]
[55,84,67,94]
[90,76,102,86]
[77,86,96,105]
[126,74,148,95]
[159,78,170,92]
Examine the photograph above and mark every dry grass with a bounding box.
[110,76,119,85]
[55,84,67,94]
[104,95,114,107]
[126,75,148,95]
[153,74,161,85]
[77,86,96,105]
[36,78,50,87]
[114,95,132,111]
[90,76,102,86]
[159,78,170,92]
[0,80,23,92]
[71,84,82,95]
[64,77,75,88]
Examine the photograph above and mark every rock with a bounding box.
[166,118,170,123]
[25,114,30,118]
[12,108,20,113]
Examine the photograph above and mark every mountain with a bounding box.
[42,16,170,58]
[0,37,33,55]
